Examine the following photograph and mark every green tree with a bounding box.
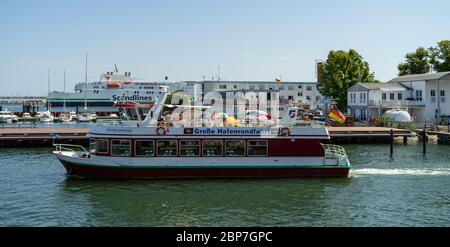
[429,40,450,72]
[397,47,430,76]
[317,49,376,110]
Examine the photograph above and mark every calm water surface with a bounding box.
[0,144,449,226]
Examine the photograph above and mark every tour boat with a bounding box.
[53,93,351,179]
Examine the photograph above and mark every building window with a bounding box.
[382,93,386,100]
[249,85,256,90]
[288,96,293,100]
[431,90,436,96]
[247,140,268,156]
[416,90,423,101]
[135,140,154,156]
[440,90,445,97]
[298,92,303,97]
[111,140,131,156]
[306,96,311,101]
[288,86,294,91]
[202,140,223,156]
[96,139,109,154]
[225,140,245,156]
[259,85,265,90]
[234,85,237,89]
[219,85,227,89]
[390,93,394,100]
[306,86,312,91]
[90,139,96,153]
[398,93,402,100]
[157,140,177,156]
[180,140,200,156]
[360,93,363,103]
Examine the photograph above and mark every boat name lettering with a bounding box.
[106,128,132,133]
[193,128,272,135]
[112,94,152,102]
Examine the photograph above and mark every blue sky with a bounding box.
[1,0,450,96]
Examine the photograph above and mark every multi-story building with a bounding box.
[347,72,450,123]
[194,80,324,111]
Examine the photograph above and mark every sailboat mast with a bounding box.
[47,69,51,112]
[84,53,88,110]
[63,70,66,113]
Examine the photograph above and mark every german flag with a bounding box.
[328,107,346,124]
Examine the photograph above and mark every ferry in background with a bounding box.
[47,68,184,112]
[53,90,351,179]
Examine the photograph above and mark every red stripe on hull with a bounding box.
[60,160,350,179]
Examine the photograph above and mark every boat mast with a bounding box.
[84,53,88,111]
[63,70,66,113]
[48,69,51,112]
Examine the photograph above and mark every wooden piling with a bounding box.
[390,129,394,156]
[423,124,427,155]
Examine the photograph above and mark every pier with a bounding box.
[0,127,417,147]
[0,128,89,147]
[416,129,450,145]
[327,127,415,144]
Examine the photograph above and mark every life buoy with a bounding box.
[156,127,167,136]
[280,127,291,136]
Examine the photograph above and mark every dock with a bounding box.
[328,127,415,144]
[416,129,450,145]
[0,127,417,147]
[0,128,89,147]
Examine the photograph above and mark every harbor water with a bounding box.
[0,144,449,226]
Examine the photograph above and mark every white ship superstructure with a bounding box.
[48,70,185,113]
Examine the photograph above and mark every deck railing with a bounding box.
[53,143,88,153]
[322,144,348,160]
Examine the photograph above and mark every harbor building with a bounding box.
[196,80,325,112]
[347,71,450,124]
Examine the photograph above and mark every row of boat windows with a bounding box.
[90,139,268,157]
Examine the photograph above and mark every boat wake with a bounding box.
[351,168,450,177]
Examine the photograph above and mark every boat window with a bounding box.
[225,140,245,156]
[118,108,129,121]
[247,140,268,156]
[157,140,177,156]
[135,140,154,156]
[97,139,109,154]
[126,108,140,121]
[90,138,96,153]
[111,140,131,156]
[202,140,223,156]
[180,140,200,156]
